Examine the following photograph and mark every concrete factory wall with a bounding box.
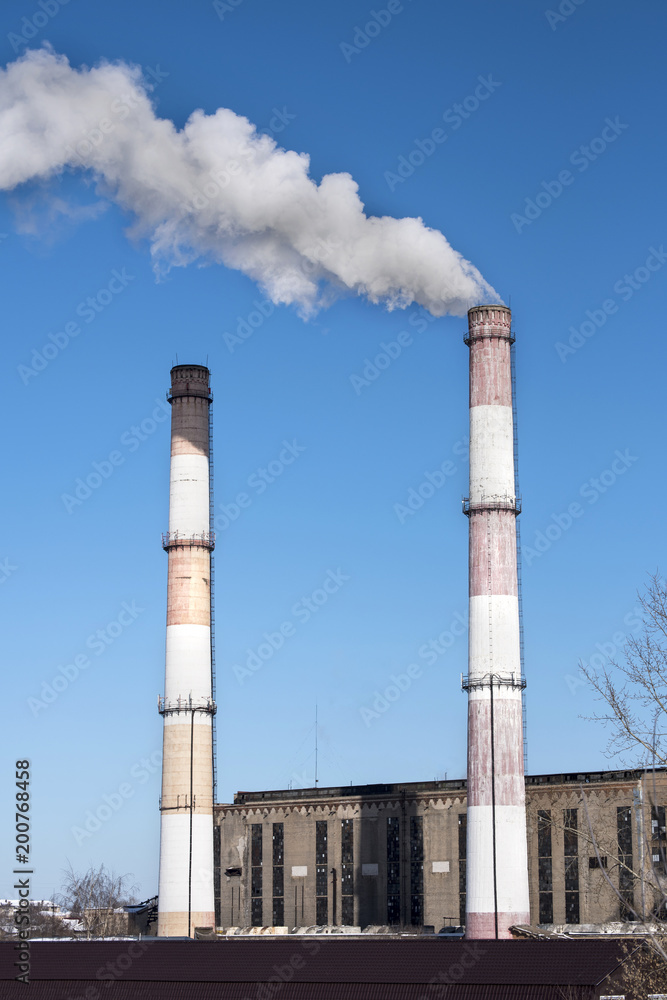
[214,769,667,931]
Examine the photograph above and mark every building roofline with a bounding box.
[215,767,666,808]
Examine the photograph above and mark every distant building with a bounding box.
[214,767,667,931]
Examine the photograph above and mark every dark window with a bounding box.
[563,809,579,924]
[387,894,401,925]
[341,819,354,925]
[316,821,328,864]
[565,891,580,924]
[564,856,579,893]
[651,805,666,841]
[273,823,284,866]
[410,893,423,925]
[618,807,635,920]
[273,865,284,899]
[272,897,284,927]
[537,811,553,924]
[316,865,327,897]
[539,892,553,925]
[563,808,578,857]
[651,806,666,876]
[252,824,263,866]
[538,857,553,892]
[213,824,221,929]
[458,813,467,927]
[316,821,328,925]
[387,862,400,896]
[618,806,633,855]
[251,866,263,897]
[588,856,607,869]
[387,816,401,925]
[537,810,552,859]
[409,816,424,926]
[251,824,263,926]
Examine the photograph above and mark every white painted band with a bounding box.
[158,813,215,916]
[169,453,210,536]
[469,594,521,678]
[469,405,515,502]
[163,712,212,728]
[165,624,212,702]
[466,803,530,915]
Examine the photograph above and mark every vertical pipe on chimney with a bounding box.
[463,305,530,939]
[157,364,216,937]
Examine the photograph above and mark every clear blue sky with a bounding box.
[1,0,666,902]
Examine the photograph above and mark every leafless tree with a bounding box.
[58,862,138,939]
[581,572,667,767]
[580,572,667,977]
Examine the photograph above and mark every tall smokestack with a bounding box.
[463,305,530,939]
[157,364,215,937]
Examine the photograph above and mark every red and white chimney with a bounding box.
[463,305,530,939]
[157,364,216,937]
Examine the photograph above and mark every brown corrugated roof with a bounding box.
[0,938,634,988]
[0,982,597,1000]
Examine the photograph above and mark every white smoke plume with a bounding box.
[0,48,499,316]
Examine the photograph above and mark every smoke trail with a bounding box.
[0,48,499,316]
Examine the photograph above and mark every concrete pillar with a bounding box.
[157,364,216,937]
[463,305,530,939]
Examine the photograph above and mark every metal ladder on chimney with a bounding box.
[209,403,218,803]
[511,340,528,774]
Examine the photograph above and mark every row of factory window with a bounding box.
[245,816,425,927]
[214,805,666,927]
[533,805,667,924]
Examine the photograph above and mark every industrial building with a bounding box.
[214,768,667,931]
